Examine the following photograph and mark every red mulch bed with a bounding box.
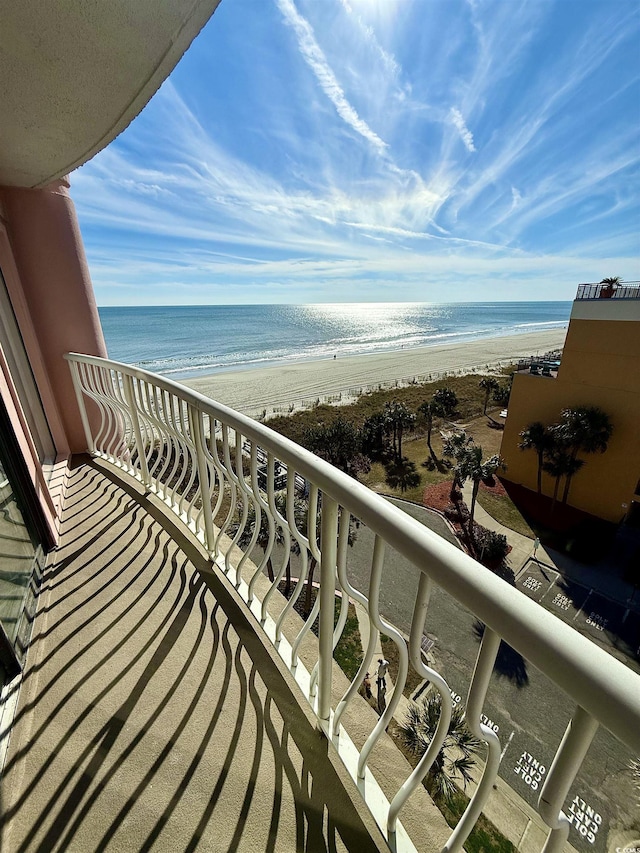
[423,481,473,557]
[424,480,513,568]
[424,477,508,509]
[479,475,508,497]
[423,480,456,513]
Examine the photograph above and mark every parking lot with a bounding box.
[516,559,640,668]
[442,662,614,853]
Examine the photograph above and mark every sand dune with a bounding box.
[182,328,567,418]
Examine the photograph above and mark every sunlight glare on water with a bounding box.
[302,302,443,348]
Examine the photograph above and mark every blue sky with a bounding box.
[72,0,640,306]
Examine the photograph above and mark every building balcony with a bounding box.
[1,354,638,853]
[575,282,640,300]
[515,352,562,379]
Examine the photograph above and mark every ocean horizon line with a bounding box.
[99,299,573,310]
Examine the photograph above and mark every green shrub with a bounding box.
[475,527,509,563]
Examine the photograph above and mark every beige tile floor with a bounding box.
[0,460,388,853]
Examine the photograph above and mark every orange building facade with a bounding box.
[500,284,640,524]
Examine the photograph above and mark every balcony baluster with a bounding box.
[65,352,640,853]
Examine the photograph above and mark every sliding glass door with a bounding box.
[0,452,43,686]
[0,265,49,689]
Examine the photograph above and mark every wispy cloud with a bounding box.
[70,0,640,304]
[276,0,388,156]
[337,0,400,78]
[449,108,476,152]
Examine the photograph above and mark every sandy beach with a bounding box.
[183,328,567,418]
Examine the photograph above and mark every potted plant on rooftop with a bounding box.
[599,276,621,298]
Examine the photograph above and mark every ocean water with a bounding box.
[98,302,571,380]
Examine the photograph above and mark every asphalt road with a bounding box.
[343,500,639,853]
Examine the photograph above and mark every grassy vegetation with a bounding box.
[297,589,364,682]
[462,419,505,456]
[380,634,425,698]
[361,435,450,503]
[265,370,513,508]
[266,372,511,446]
[357,413,507,506]
[334,601,364,681]
[438,791,517,853]
[476,490,536,539]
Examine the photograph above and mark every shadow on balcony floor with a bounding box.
[0,459,387,853]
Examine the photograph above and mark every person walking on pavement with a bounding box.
[376,658,389,689]
[363,672,372,699]
[533,537,540,562]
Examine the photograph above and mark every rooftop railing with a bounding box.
[576,281,640,300]
[65,352,640,853]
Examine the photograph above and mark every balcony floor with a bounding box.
[0,459,388,853]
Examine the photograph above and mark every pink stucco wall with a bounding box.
[1,179,107,454]
[0,352,59,545]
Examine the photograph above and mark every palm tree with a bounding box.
[419,395,451,462]
[599,276,621,298]
[432,387,458,419]
[518,421,551,494]
[384,401,415,460]
[361,412,387,459]
[455,444,504,532]
[304,416,364,476]
[493,375,513,407]
[479,377,499,415]
[442,430,472,498]
[541,442,582,514]
[418,401,436,461]
[385,458,421,492]
[555,406,613,504]
[400,692,483,802]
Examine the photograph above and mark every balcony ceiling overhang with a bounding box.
[0,0,222,188]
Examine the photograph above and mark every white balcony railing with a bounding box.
[65,353,640,853]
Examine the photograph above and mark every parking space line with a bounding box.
[516,559,558,583]
[573,588,592,621]
[538,577,560,603]
[500,730,515,763]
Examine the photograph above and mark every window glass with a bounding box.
[0,267,55,463]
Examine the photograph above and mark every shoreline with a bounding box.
[182,328,567,418]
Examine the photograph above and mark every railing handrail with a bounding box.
[576,281,640,300]
[65,352,640,753]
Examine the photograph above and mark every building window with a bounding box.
[0,266,55,465]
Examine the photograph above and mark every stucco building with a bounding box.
[500,283,640,525]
